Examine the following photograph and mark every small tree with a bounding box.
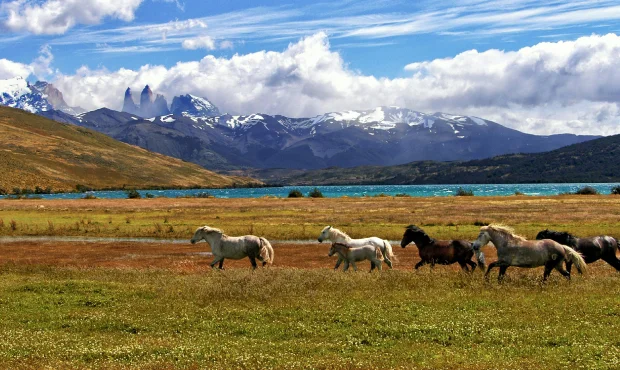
[611,185,620,195]
[308,188,324,198]
[288,189,304,198]
[126,189,141,199]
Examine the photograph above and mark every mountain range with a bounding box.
[0,77,601,172]
[250,132,620,185]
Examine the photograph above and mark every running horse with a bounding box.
[473,224,586,282]
[400,225,485,271]
[536,229,620,273]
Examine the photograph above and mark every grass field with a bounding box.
[1,196,619,369]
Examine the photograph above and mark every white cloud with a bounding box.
[0,44,55,79]
[0,58,31,79]
[182,36,216,50]
[50,32,620,135]
[1,0,144,35]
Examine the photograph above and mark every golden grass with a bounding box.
[2,195,620,241]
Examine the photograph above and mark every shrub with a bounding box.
[75,184,94,193]
[395,193,411,197]
[574,186,598,195]
[82,193,97,199]
[0,188,7,196]
[455,187,474,196]
[9,220,17,231]
[514,191,524,196]
[473,220,489,226]
[126,189,141,199]
[145,193,155,198]
[288,189,304,198]
[611,185,620,195]
[195,192,214,198]
[308,188,324,198]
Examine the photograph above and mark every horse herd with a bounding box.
[190,224,620,281]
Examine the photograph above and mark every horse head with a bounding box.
[318,225,332,243]
[328,242,348,257]
[401,225,433,248]
[536,229,574,246]
[190,225,222,244]
[472,226,492,250]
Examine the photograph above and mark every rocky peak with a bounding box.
[122,87,140,116]
[170,94,220,118]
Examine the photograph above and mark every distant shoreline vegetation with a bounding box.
[0,182,276,198]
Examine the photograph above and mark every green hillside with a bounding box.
[0,107,261,192]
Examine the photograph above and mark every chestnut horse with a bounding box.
[536,229,620,273]
[400,225,484,271]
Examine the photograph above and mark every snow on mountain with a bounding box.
[171,94,220,119]
[0,77,53,113]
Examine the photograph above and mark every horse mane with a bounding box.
[537,229,577,245]
[200,226,224,235]
[485,224,527,242]
[328,227,351,240]
[405,225,435,244]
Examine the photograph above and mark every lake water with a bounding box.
[2,183,619,199]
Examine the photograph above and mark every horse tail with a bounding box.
[562,245,586,274]
[375,245,384,261]
[383,240,397,262]
[259,237,274,265]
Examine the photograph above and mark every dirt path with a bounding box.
[0,240,494,272]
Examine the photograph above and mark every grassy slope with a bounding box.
[248,134,620,185]
[0,107,261,192]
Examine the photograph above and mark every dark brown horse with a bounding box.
[536,229,620,273]
[400,225,485,271]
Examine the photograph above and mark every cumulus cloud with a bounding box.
[1,0,144,35]
[0,44,55,79]
[51,32,620,135]
[181,36,216,50]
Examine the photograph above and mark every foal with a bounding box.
[328,243,384,272]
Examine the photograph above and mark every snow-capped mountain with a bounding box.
[77,105,598,170]
[171,94,220,118]
[0,78,600,170]
[0,77,83,115]
[0,77,53,113]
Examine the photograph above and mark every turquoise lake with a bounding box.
[3,183,620,199]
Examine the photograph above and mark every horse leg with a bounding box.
[466,260,477,272]
[458,261,469,272]
[414,260,426,270]
[248,256,258,270]
[554,263,571,280]
[602,254,620,271]
[565,260,573,275]
[343,261,350,272]
[334,257,344,271]
[351,262,358,272]
[543,260,558,282]
[218,259,225,270]
[497,265,508,282]
[370,261,376,272]
[484,261,499,280]
[210,256,225,269]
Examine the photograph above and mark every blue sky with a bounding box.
[1,0,620,135]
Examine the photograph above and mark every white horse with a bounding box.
[190,226,273,269]
[318,226,395,269]
[328,243,383,272]
[473,224,586,282]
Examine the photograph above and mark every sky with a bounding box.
[1,0,620,135]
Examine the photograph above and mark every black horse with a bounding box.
[536,229,620,273]
[401,225,484,271]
